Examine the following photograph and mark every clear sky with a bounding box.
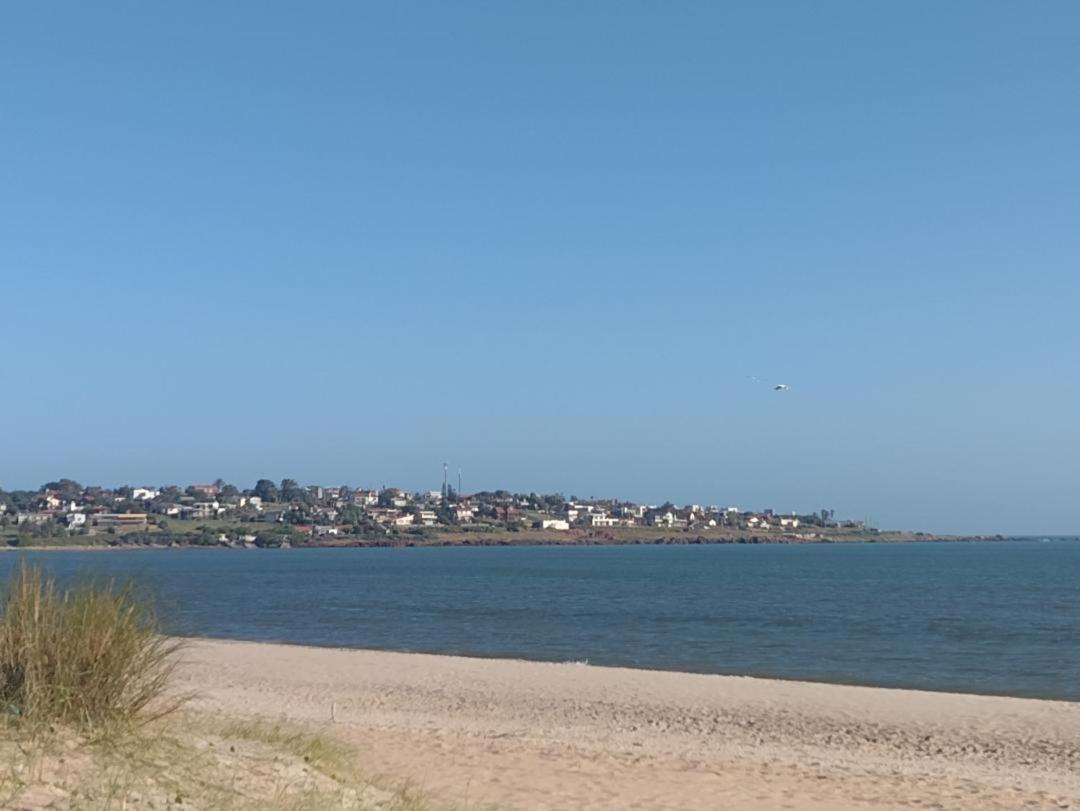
[2,2,1078,534]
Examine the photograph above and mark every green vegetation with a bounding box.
[0,564,181,732]
[0,565,435,809]
[0,711,434,810]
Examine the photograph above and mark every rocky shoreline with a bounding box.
[304,531,1010,549]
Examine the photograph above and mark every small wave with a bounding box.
[562,659,590,666]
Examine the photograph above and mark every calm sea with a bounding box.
[2,541,1078,700]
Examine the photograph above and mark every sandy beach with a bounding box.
[173,639,1080,810]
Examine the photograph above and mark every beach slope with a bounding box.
[176,639,1080,810]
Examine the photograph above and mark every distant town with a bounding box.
[1,478,961,549]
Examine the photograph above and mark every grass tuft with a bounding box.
[0,562,182,732]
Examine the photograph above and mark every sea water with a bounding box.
[2,540,1078,700]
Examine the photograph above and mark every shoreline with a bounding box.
[179,634,1079,704]
[176,637,1080,809]
[0,533,1034,552]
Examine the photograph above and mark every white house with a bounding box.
[650,511,677,528]
[582,512,618,528]
[184,501,224,520]
[132,488,160,501]
[542,519,570,531]
[365,508,400,525]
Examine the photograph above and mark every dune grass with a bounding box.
[0,711,436,809]
[0,563,182,733]
[0,564,440,809]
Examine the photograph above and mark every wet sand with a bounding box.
[176,638,1080,810]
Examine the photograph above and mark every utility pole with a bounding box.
[458,468,462,499]
[442,462,448,499]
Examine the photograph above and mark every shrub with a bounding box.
[0,563,182,731]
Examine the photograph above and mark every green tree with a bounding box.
[43,479,82,500]
[254,479,279,502]
[280,479,307,504]
[156,486,183,504]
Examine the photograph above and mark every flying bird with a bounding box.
[750,376,791,392]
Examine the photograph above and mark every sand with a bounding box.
[175,639,1080,810]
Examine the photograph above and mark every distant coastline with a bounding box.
[1,530,1019,552]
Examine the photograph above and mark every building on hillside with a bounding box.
[365,508,400,525]
[418,510,438,526]
[132,488,160,501]
[647,510,688,529]
[90,513,148,531]
[313,508,339,523]
[648,510,675,528]
[581,512,618,528]
[16,513,51,526]
[182,502,223,520]
[542,519,570,531]
[190,484,220,497]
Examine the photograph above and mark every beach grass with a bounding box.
[0,562,182,733]
[0,711,436,809]
[0,564,439,809]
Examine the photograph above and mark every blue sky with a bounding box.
[2,2,1078,534]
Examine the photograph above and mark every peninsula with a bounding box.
[1,478,986,549]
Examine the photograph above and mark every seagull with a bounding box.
[750,376,791,392]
